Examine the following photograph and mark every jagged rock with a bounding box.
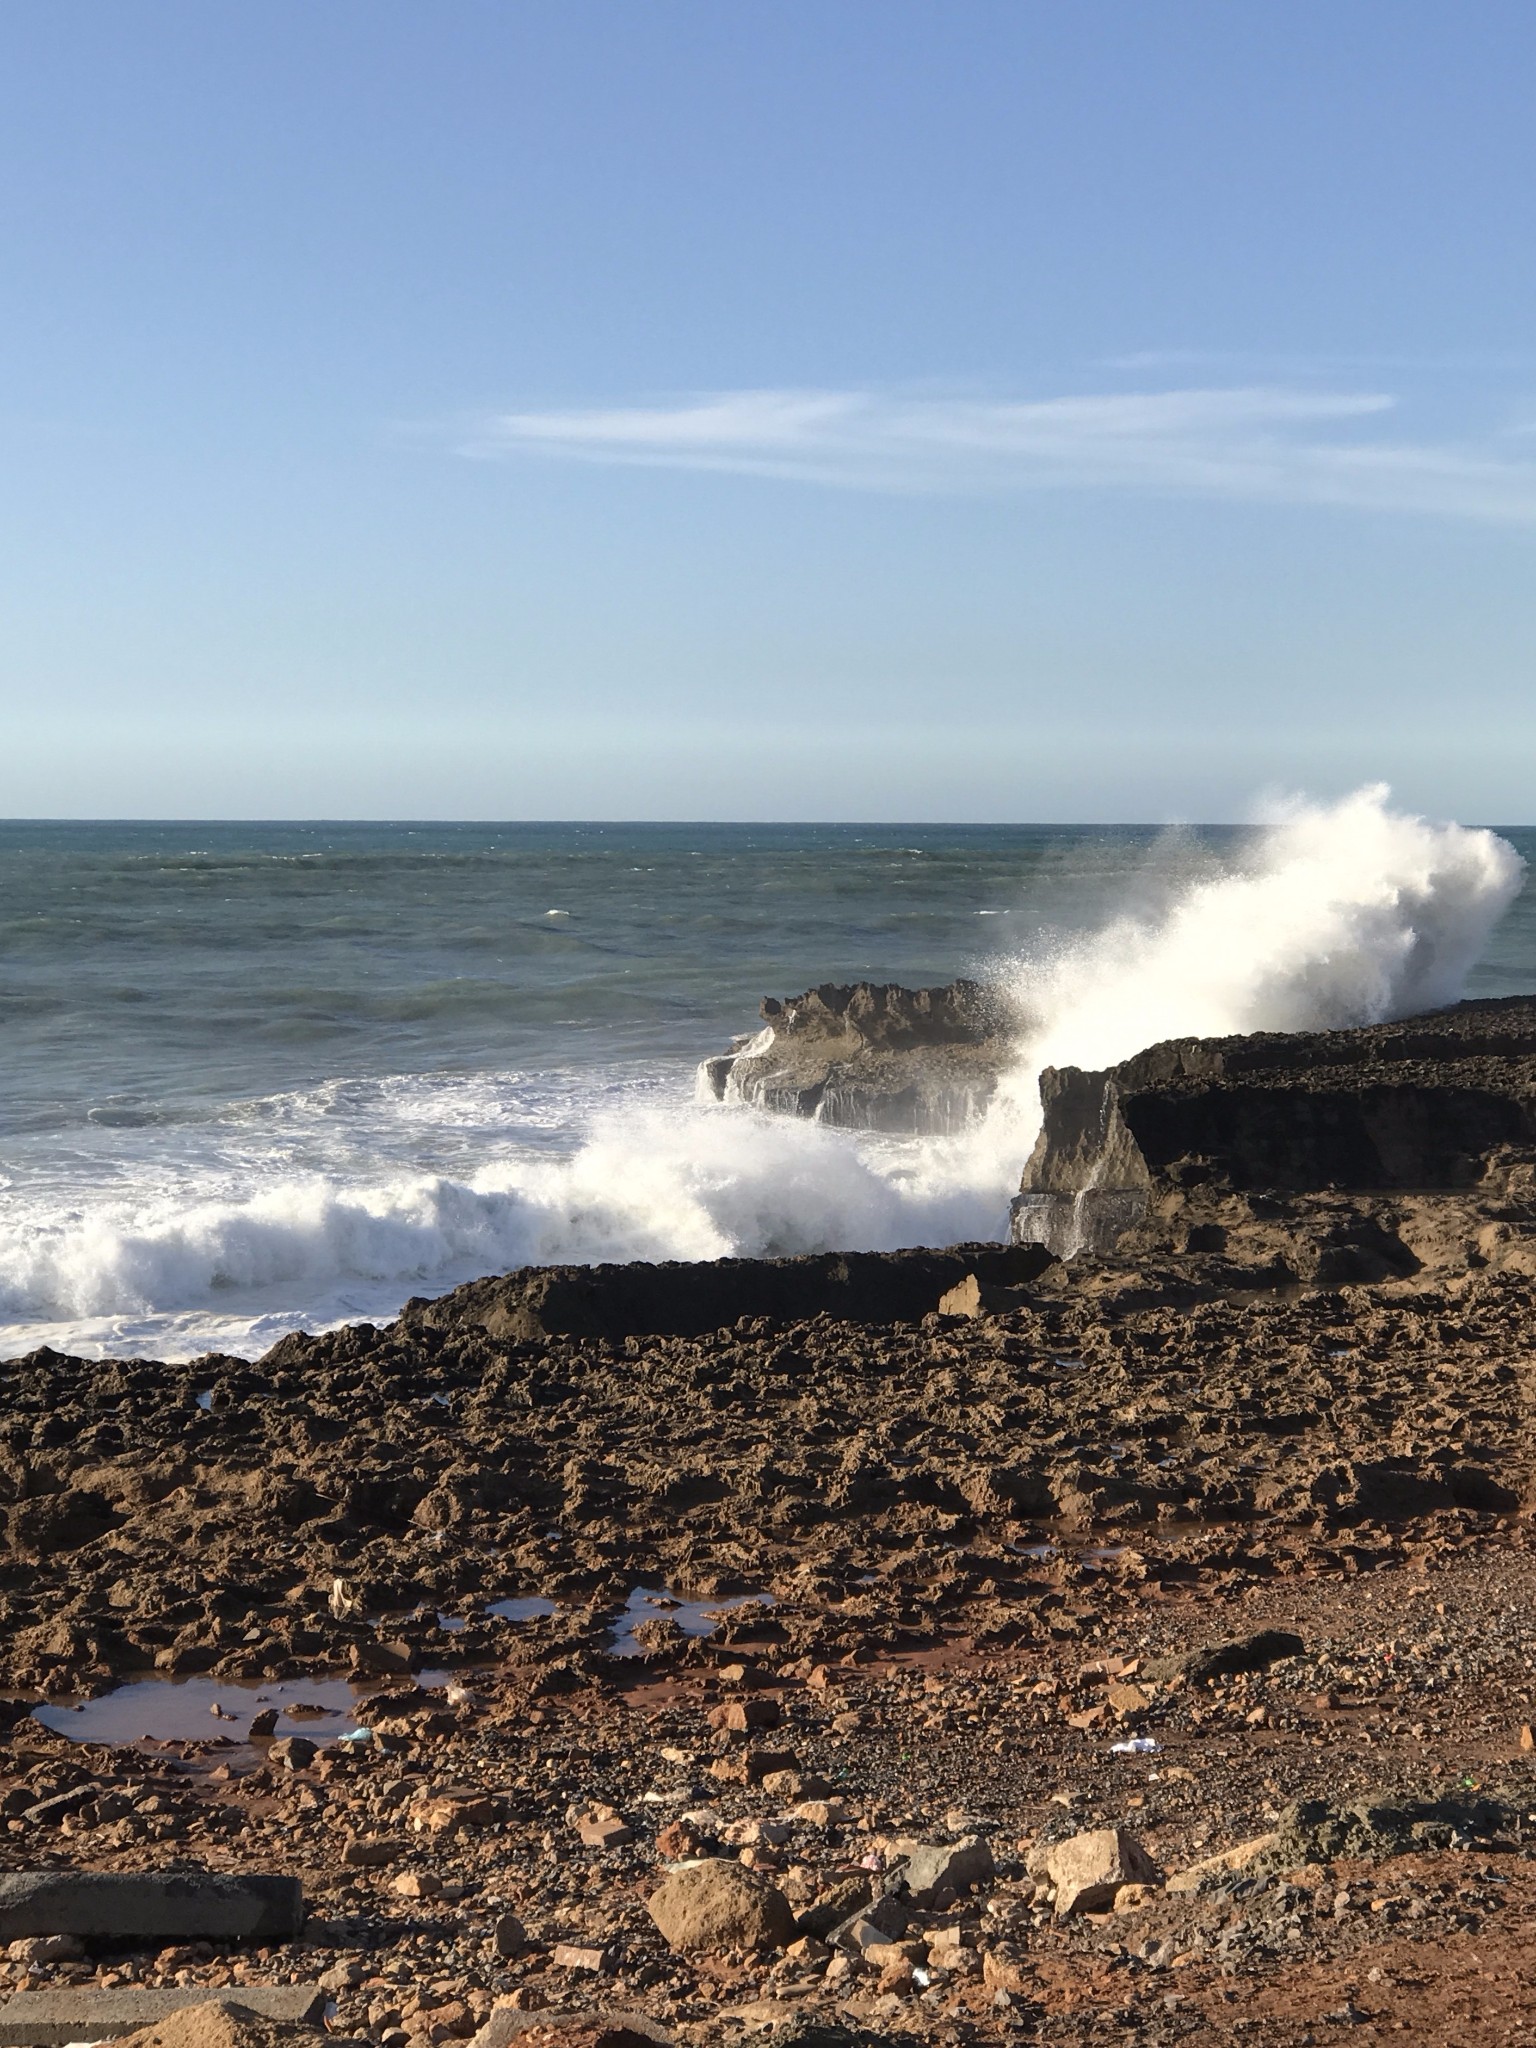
[646,1859,795,1952]
[936,1273,1037,1318]
[1044,1828,1160,1915]
[701,980,1009,1134]
[891,1834,996,1906]
[1012,994,1536,1257]
[1258,1791,1512,1868]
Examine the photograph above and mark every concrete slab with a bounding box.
[0,1875,303,1948]
[0,1985,326,2046]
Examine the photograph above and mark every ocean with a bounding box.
[3,793,1533,1362]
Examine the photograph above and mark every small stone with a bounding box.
[248,1709,279,1738]
[267,1736,317,1771]
[792,1799,851,1829]
[578,1817,634,1850]
[785,1934,830,1962]
[492,1911,527,1959]
[550,1941,615,1973]
[341,1835,397,1867]
[392,1871,443,1899]
[655,1820,705,1860]
[706,1698,780,1733]
[7,1935,86,1965]
[1521,1723,1535,1752]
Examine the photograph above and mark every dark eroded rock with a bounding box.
[702,980,1010,1134]
[0,1873,304,1949]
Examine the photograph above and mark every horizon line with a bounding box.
[3,815,1534,831]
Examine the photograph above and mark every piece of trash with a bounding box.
[337,1727,373,1745]
[1110,1737,1162,1755]
[329,1576,363,1621]
[912,1965,932,1988]
[859,1852,884,1870]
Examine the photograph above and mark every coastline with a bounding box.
[5,994,1536,2042]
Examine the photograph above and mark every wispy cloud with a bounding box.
[462,384,1536,524]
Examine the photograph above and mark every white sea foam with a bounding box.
[0,785,1522,1359]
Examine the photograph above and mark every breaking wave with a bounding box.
[0,785,1522,1358]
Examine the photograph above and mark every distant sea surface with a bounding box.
[4,814,1533,1362]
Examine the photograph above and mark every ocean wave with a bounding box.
[0,785,1522,1360]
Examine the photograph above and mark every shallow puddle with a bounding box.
[608,1586,774,1659]
[486,1596,559,1623]
[1081,1545,1130,1568]
[31,1667,454,1750]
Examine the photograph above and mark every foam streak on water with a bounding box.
[0,791,1527,1361]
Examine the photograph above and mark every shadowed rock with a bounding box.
[413,1242,1056,1344]
[1013,995,1536,1257]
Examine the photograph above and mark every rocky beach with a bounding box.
[4,990,1536,2046]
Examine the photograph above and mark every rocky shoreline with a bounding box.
[7,995,1536,2045]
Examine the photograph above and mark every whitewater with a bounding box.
[0,789,1528,1361]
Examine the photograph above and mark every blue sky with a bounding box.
[3,3,1534,820]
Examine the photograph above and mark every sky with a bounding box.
[2,3,1534,822]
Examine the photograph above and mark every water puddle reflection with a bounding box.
[608,1586,774,1659]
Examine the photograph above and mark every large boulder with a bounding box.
[646,1860,795,1953]
[1044,1828,1160,1916]
[891,1834,996,1907]
[1012,995,1536,1258]
[701,980,1010,1134]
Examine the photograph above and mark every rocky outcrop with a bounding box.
[414,1240,1057,1344]
[1013,995,1536,1258]
[701,980,1010,1134]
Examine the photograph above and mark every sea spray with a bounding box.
[968,782,1527,1182]
[0,787,1523,1358]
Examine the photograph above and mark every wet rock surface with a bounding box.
[701,980,1010,1134]
[1013,993,1536,1256]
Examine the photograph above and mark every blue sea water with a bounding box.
[2,805,1532,1361]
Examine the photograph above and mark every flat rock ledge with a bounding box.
[0,1987,325,2048]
